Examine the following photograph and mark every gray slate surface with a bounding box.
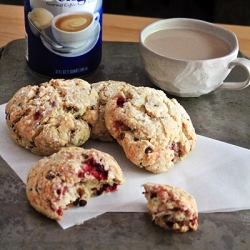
[0,39,250,250]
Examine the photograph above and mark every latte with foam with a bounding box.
[144,29,231,60]
[55,14,92,32]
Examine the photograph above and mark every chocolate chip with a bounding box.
[173,207,181,212]
[96,189,103,196]
[50,101,56,108]
[70,129,76,136]
[165,221,174,228]
[73,198,80,206]
[178,150,182,157]
[79,200,87,207]
[46,171,56,180]
[145,147,153,154]
[120,132,125,140]
[150,193,157,199]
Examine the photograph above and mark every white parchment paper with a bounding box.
[0,103,250,229]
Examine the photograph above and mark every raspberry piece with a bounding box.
[50,101,56,108]
[103,184,117,192]
[114,120,124,130]
[116,96,127,108]
[191,216,198,226]
[79,157,108,180]
[56,208,63,216]
[170,142,182,157]
[33,110,42,120]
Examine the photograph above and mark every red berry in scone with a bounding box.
[26,147,125,220]
[142,183,198,232]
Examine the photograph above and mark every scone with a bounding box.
[26,147,126,220]
[142,183,198,232]
[91,80,133,142]
[5,78,99,155]
[104,86,196,173]
[28,8,54,30]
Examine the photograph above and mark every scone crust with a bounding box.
[5,79,99,155]
[104,86,196,173]
[26,147,125,220]
[91,80,133,142]
[143,183,198,232]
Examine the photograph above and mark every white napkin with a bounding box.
[1,103,250,229]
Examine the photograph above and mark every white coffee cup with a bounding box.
[139,18,250,97]
[51,11,100,48]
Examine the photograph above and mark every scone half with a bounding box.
[26,147,125,220]
[142,182,198,232]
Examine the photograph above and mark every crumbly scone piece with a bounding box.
[26,146,126,220]
[91,80,133,142]
[5,78,99,155]
[142,183,198,232]
[104,86,196,173]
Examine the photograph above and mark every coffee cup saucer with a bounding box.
[40,20,101,57]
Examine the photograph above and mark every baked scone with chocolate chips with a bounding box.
[5,78,99,155]
[26,147,126,220]
[104,86,196,173]
[91,80,133,142]
[142,183,198,232]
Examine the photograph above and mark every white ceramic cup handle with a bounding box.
[94,12,100,22]
[217,58,250,90]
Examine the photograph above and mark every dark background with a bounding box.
[0,0,250,25]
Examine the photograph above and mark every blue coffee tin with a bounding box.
[24,0,102,78]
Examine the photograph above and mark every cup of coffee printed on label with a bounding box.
[51,11,100,49]
[139,18,250,97]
